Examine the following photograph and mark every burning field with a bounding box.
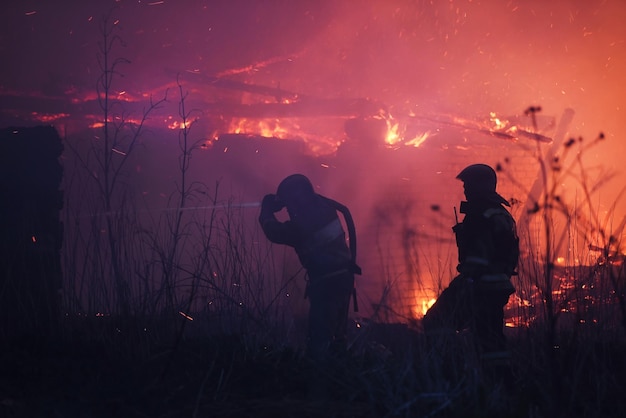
[2,0,626,416]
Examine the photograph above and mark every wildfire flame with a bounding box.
[384,117,401,146]
[383,112,431,149]
[412,294,436,318]
[222,117,345,155]
[405,131,430,147]
[489,111,508,130]
[230,118,293,138]
[421,298,436,316]
[166,117,194,130]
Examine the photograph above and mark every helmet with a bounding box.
[457,164,510,206]
[456,164,497,193]
[276,174,314,202]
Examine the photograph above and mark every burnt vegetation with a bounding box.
[2,16,626,418]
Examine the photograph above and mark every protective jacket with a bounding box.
[259,193,358,278]
[454,200,518,292]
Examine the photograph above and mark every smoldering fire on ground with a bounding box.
[2,1,625,327]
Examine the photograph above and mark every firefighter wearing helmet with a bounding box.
[423,164,519,357]
[259,174,361,362]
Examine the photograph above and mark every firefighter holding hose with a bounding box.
[423,164,519,358]
[259,174,361,363]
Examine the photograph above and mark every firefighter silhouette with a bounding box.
[259,174,360,362]
[423,164,519,356]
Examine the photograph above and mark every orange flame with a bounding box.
[412,294,436,318]
[421,298,436,316]
[223,117,343,155]
[383,113,430,148]
[230,118,293,138]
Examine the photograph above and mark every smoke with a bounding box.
[2,0,625,316]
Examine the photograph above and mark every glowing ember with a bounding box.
[30,112,70,123]
[179,311,194,321]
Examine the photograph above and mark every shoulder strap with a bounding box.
[319,195,361,275]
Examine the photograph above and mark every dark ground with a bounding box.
[1,322,406,418]
[2,320,626,418]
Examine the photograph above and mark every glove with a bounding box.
[262,194,284,213]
